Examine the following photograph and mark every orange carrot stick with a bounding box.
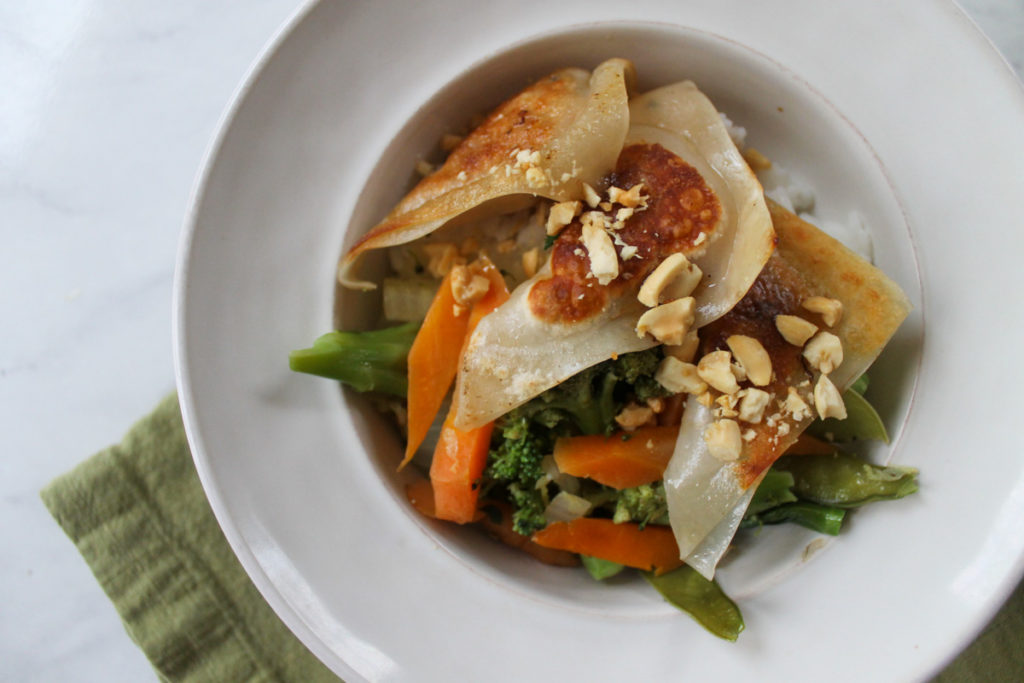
[402,270,470,468]
[429,261,509,523]
[532,517,683,575]
[553,425,678,489]
[477,501,579,567]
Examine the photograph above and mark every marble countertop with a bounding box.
[2,1,1020,680]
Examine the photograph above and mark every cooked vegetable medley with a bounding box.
[289,58,916,638]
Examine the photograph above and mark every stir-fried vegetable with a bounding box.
[532,517,683,575]
[288,323,418,396]
[552,425,677,489]
[644,566,744,642]
[772,452,919,508]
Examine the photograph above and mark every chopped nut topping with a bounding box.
[775,314,818,347]
[782,387,813,422]
[496,239,517,254]
[581,216,619,285]
[415,159,434,177]
[440,133,464,151]
[813,374,848,420]
[692,231,708,247]
[423,243,462,278]
[697,350,741,395]
[608,183,648,209]
[742,428,758,442]
[664,330,700,364]
[615,402,656,431]
[655,357,707,395]
[637,253,703,307]
[776,421,791,437]
[599,201,613,212]
[802,296,844,327]
[730,362,747,383]
[726,335,773,386]
[450,264,491,309]
[635,297,696,345]
[704,419,743,461]
[525,166,547,187]
[521,247,541,279]
[616,207,635,222]
[738,388,771,423]
[646,397,665,413]
[582,182,602,208]
[803,331,844,374]
[697,391,714,407]
[715,393,739,419]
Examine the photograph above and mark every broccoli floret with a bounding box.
[288,322,419,397]
[486,416,548,487]
[612,482,669,528]
[508,347,668,437]
[508,483,548,536]
[485,347,671,536]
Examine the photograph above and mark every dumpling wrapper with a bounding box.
[664,200,912,579]
[337,58,635,289]
[454,82,774,431]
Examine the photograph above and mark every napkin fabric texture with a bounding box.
[41,394,1022,682]
[40,395,339,682]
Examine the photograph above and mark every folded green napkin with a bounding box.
[40,395,339,682]
[41,394,1022,682]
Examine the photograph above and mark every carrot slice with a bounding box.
[402,270,470,468]
[553,425,678,489]
[405,478,437,518]
[478,501,580,567]
[429,262,509,523]
[532,518,683,575]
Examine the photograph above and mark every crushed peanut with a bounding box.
[423,243,462,278]
[737,388,771,423]
[615,402,656,431]
[813,374,848,420]
[697,391,714,407]
[803,331,844,374]
[637,253,703,307]
[731,362,747,383]
[704,419,743,461]
[775,314,818,347]
[655,357,707,395]
[802,296,844,327]
[635,297,696,345]
[664,330,700,363]
[521,248,541,279]
[607,183,648,209]
[581,215,619,285]
[782,387,813,422]
[726,335,773,386]
[582,182,602,208]
[415,159,434,176]
[715,393,739,419]
[697,350,741,395]
[450,264,491,310]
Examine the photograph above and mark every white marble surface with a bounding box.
[0,1,1020,680]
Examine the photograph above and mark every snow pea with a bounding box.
[741,501,846,535]
[581,555,625,580]
[644,566,744,641]
[807,388,889,443]
[773,452,918,508]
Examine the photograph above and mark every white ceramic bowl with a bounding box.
[174,2,1024,681]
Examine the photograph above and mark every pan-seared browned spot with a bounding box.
[527,143,722,323]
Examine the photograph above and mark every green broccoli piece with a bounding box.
[288,322,419,397]
[508,347,669,437]
[612,482,668,528]
[486,416,548,487]
[507,483,548,536]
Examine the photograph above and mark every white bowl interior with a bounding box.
[177,12,928,681]
[334,23,922,603]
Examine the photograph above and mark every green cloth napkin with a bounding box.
[41,394,1022,682]
[40,395,340,682]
